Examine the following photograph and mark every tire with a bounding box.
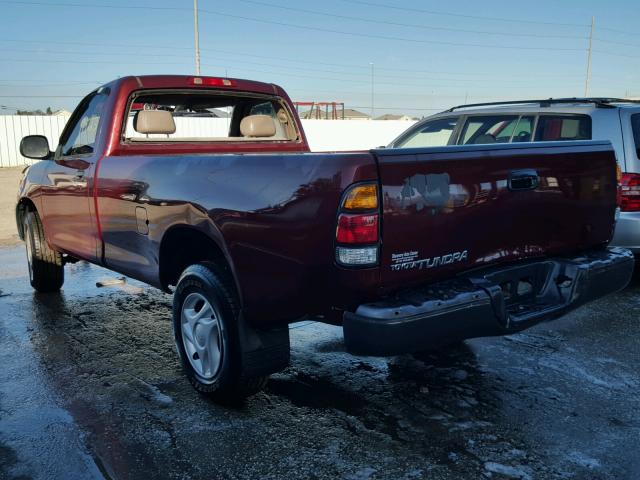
[172,262,269,401]
[23,211,64,293]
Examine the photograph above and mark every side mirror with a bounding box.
[20,135,52,160]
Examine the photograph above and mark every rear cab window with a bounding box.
[122,90,299,143]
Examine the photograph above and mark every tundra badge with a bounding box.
[391,250,468,271]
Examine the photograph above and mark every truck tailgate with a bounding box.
[375,141,618,290]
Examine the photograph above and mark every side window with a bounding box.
[511,116,535,142]
[458,116,519,145]
[534,115,591,141]
[394,117,458,148]
[248,101,294,140]
[631,114,640,158]
[60,92,108,156]
[249,101,276,117]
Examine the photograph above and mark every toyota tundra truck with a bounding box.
[15,75,634,400]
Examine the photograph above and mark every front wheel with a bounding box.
[172,262,269,401]
[23,211,64,293]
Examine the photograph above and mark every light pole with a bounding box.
[585,16,594,97]
[194,0,201,75]
[370,62,374,119]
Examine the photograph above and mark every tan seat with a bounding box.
[240,115,276,138]
[133,110,176,134]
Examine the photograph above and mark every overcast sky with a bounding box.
[1,0,639,117]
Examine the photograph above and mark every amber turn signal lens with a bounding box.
[343,184,378,210]
[617,163,622,183]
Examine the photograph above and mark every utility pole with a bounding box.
[370,62,374,119]
[585,16,594,97]
[194,0,201,75]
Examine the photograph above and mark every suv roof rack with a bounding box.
[444,97,640,113]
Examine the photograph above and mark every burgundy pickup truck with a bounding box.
[16,75,633,399]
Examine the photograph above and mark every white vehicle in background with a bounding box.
[389,98,640,256]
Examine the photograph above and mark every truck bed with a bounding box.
[87,140,619,327]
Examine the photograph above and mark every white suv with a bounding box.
[389,98,640,255]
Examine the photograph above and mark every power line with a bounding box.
[0,57,586,91]
[336,0,588,27]
[593,49,640,60]
[595,38,640,48]
[1,48,595,86]
[599,26,640,38]
[0,0,587,51]
[3,0,638,58]
[0,39,593,80]
[201,10,586,52]
[235,0,587,40]
[0,38,192,52]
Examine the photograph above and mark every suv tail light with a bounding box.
[620,173,640,212]
[336,183,379,266]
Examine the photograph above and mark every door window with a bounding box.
[59,91,108,156]
[459,116,519,144]
[511,116,535,142]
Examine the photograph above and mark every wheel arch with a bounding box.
[15,197,38,241]
[158,224,242,303]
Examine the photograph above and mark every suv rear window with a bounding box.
[631,114,640,158]
[534,115,591,141]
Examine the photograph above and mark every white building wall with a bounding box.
[0,115,417,166]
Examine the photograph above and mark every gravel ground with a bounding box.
[0,167,24,247]
[0,245,639,480]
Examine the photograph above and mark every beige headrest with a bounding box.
[240,115,276,137]
[133,110,176,134]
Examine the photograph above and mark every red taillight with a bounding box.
[336,213,378,244]
[620,173,640,212]
[189,77,235,87]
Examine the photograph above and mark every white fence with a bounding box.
[0,115,70,167]
[0,115,416,167]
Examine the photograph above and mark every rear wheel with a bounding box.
[23,211,64,293]
[173,262,275,401]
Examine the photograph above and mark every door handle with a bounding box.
[508,169,539,191]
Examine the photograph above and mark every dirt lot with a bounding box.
[0,166,24,247]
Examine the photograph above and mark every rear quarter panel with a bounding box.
[96,152,378,325]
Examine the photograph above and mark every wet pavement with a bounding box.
[0,245,639,480]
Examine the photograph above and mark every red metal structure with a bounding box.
[294,101,345,120]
